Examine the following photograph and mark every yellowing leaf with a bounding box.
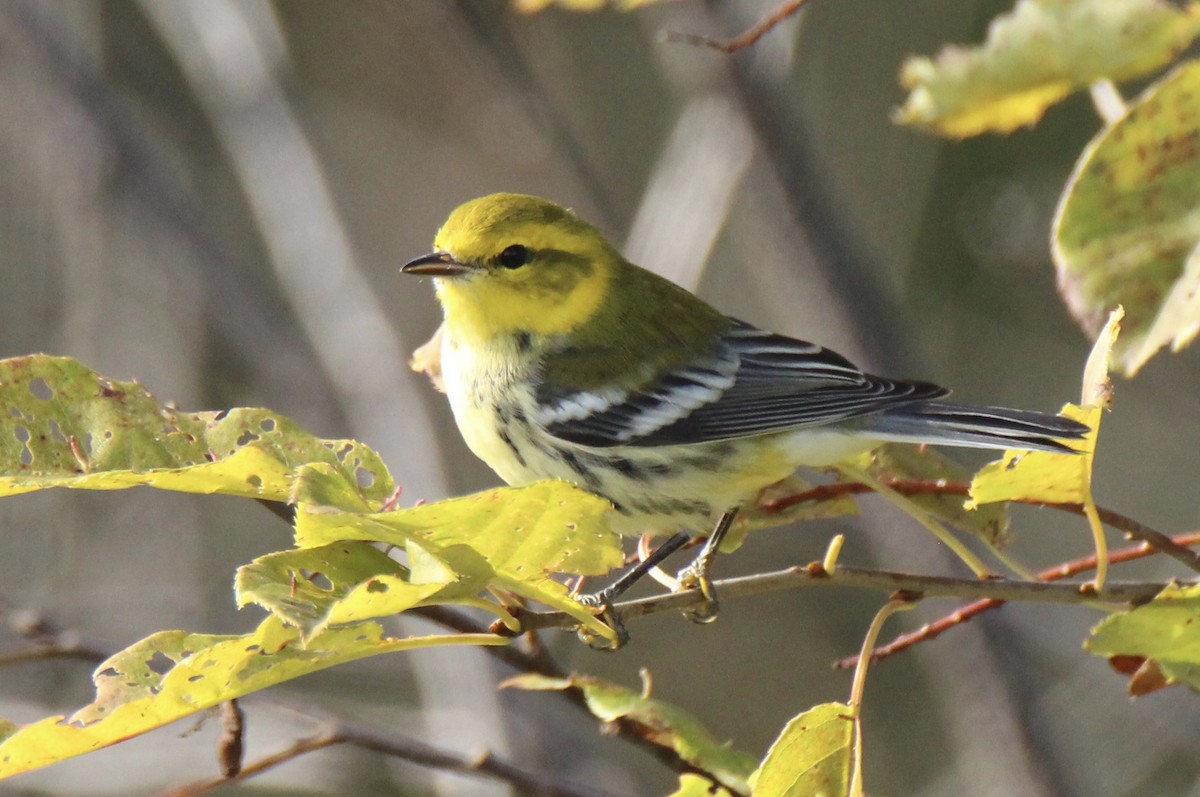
[0,617,503,779]
[748,702,853,797]
[1055,58,1200,375]
[234,542,458,638]
[504,673,757,794]
[896,0,1200,137]
[294,481,624,640]
[1085,584,1200,691]
[966,403,1097,507]
[0,355,393,509]
[668,774,735,797]
[970,310,1118,586]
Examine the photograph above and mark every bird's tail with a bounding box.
[867,402,1090,454]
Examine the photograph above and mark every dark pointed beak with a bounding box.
[401,251,475,277]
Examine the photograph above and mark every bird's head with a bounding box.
[403,193,617,345]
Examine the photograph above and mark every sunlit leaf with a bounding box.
[896,0,1200,137]
[1085,584,1200,691]
[0,617,503,779]
[504,673,757,794]
[1054,61,1200,374]
[970,310,1117,585]
[0,355,393,509]
[234,542,458,638]
[667,773,735,796]
[293,480,624,640]
[968,308,1118,509]
[749,702,853,797]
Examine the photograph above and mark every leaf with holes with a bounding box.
[293,480,624,640]
[504,673,758,794]
[1054,61,1200,374]
[0,355,392,509]
[749,702,853,797]
[0,616,504,780]
[896,0,1200,137]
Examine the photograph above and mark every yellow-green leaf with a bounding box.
[1085,584,1200,690]
[749,702,852,797]
[668,773,735,797]
[0,355,393,509]
[234,542,458,638]
[294,481,624,640]
[0,617,503,779]
[896,0,1200,137]
[504,673,757,794]
[1054,61,1200,374]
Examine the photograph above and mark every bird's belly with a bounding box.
[439,332,877,538]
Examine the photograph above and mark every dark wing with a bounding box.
[534,320,947,448]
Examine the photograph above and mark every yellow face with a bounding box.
[404,194,615,344]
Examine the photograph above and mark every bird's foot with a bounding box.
[675,561,719,624]
[575,588,630,650]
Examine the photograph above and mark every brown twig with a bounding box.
[513,563,1168,635]
[835,531,1200,668]
[763,478,1200,575]
[660,0,811,53]
[0,604,110,667]
[158,708,624,797]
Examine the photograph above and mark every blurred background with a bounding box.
[1,1,1198,795]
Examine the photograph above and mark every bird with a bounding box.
[402,193,1089,624]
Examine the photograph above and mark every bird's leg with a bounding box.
[579,530,692,609]
[675,508,739,623]
[577,531,692,647]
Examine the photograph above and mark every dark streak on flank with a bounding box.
[498,427,527,467]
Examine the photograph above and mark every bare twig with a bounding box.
[513,563,1169,635]
[763,478,1200,575]
[661,0,811,53]
[837,532,1200,668]
[0,604,109,667]
[158,709,624,797]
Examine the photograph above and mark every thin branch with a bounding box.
[837,531,1200,668]
[0,603,109,667]
[661,0,811,53]
[762,478,1200,575]
[513,563,1170,634]
[159,708,621,797]
[410,605,726,786]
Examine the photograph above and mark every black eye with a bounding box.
[497,244,530,269]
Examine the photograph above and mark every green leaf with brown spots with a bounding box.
[0,616,504,780]
[0,355,393,510]
[896,0,1200,137]
[1054,61,1200,374]
[749,702,853,797]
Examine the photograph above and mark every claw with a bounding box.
[575,590,629,649]
[675,562,720,624]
